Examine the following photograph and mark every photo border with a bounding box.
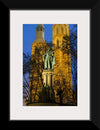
[10,10,90,120]
[1,0,100,129]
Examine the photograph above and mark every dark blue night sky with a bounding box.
[23,24,77,90]
[23,24,74,54]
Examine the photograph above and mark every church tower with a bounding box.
[29,24,48,102]
[34,24,45,43]
[29,24,73,104]
[52,24,73,104]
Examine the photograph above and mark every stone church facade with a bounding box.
[29,24,73,104]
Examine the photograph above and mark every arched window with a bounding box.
[56,28,58,35]
[57,39,59,48]
[61,27,63,34]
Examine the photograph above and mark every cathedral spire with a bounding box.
[37,24,44,27]
[34,24,46,43]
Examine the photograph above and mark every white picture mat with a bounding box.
[10,10,90,120]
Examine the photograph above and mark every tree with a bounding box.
[56,87,64,104]
[23,52,31,74]
[23,52,31,104]
[62,25,77,100]
[23,43,52,104]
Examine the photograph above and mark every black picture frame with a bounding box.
[1,0,100,129]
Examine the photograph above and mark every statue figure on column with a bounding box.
[43,48,55,70]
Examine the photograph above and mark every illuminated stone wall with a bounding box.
[52,24,73,103]
[30,24,73,104]
[30,41,48,102]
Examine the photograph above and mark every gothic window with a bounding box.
[61,27,63,34]
[57,39,59,48]
[56,28,58,35]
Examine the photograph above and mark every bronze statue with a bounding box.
[43,48,55,70]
